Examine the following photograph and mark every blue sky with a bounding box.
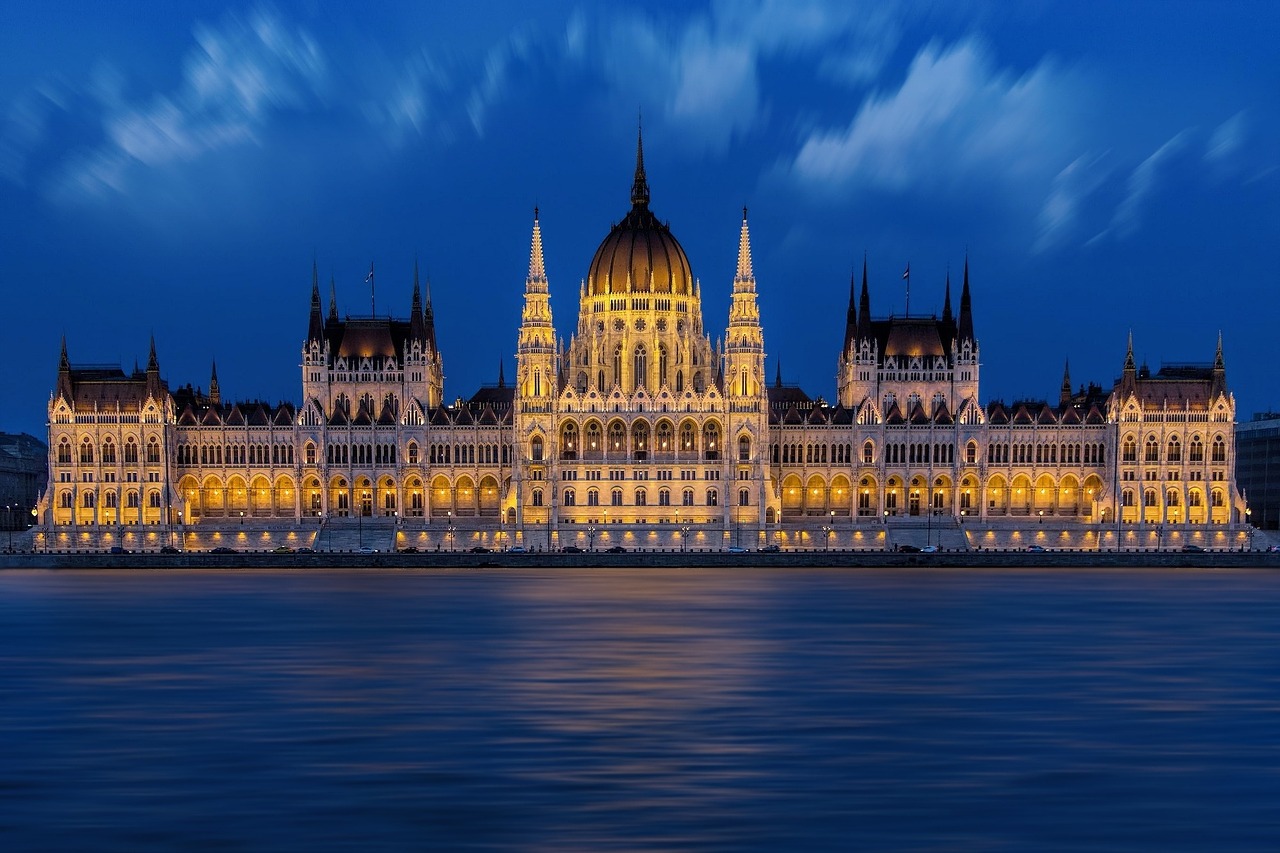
[2,1,1277,439]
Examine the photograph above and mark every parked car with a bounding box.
[759,544,781,553]
[210,546,237,554]
[561,545,584,553]
[469,545,492,553]
[159,545,179,554]
[897,544,921,553]
[1181,544,1205,552]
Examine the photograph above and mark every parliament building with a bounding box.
[38,136,1250,552]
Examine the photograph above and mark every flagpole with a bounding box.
[903,262,910,317]
[367,262,375,316]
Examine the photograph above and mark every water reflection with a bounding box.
[1,568,1279,850]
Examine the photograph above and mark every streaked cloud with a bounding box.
[1205,110,1246,164]
[1034,152,1111,253]
[50,8,325,202]
[787,38,1079,198]
[1110,130,1191,239]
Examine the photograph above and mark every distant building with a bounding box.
[1235,413,1280,530]
[35,133,1249,551]
[0,432,46,529]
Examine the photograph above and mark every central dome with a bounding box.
[586,135,693,297]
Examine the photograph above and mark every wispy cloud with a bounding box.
[49,8,325,202]
[1110,130,1191,239]
[1205,110,1246,165]
[787,38,1079,197]
[1034,152,1111,253]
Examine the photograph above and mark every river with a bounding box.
[2,567,1278,850]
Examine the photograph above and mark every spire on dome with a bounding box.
[631,119,650,209]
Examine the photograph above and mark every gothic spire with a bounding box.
[147,334,159,372]
[630,120,650,209]
[59,335,69,370]
[1124,330,1136,373]
[735,206,753,283]
[842,263,859,357]
[308,260,324,342]
[409,259,426,343]
[210,360,220,405]
[1212,331,1226,397]
[1214,330,1224,370]
[855,257,872,344]
[57,336,72,400]
[942,268,953,325]
[529,206,547,284]
[497,358,506,388]
[1060,359,1072,407]
[775,361,783,387]
[957,255,974,343]
[328,275,338,322]
[423,275,437,352]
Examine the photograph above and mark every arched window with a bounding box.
[1122,435,1137,462]
[966,441,978,465]
[1211,488,1225,507]
[101,438,116,465]
[126,490,139,508]
[530,436,544,462]
[531,489,543,507]
[632,421,649,458]
[1167,436,1181,462]
[611,488,623,507]
[1144,436,1159,463]
[148,491,161,509]
[564,489,576,506]
[658,345,668,388]
[407,442,418,465]
[597,371,605,393]
[739,435,751,462]
[703,423,720,460]
[1211,435,1226,463]
[80,438,94,465]
[104,491,117,509]
[59,491,73,509]
[608,421,625,453]
[587,489,600,506]
[658,488,670,506]
[561,423,579,459]
[82,492,96,508]
[682,488,694,506]
[1144,488,1158,507]
[1122,489,1135,507]
[635,489,647,507]
[706,489,719,507]
[738,488,750,506]
[863,441,874,465]
[1190,436,1204,462]
[147,439,161,464]
[58,440,72,465]
[613,344,623,385]
[633,345,647,390]
[675,370,684,393]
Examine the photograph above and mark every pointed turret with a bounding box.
[147,335,159,373]
[842,263,859,356]
[56,336,73,401]
[517,207,557,402]
[942,269,953,325]
[145,335,164,399]
[1212,331,1227,397]
[409,260,426,343]
[497,358,506,388]
[957,256,974,343]
[328,275,338,322]
[855,258,872,344]
[210,360,221,406]
[735,206,753,282]
[1124,330,1136,374]
[422,276,438,353]
[308,260,324,342]
[775,361,783,388]
[1060,359,1072,408]
[631,121,650,209]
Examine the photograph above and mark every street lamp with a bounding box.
[822,524,832,551]
[681,525,690,554]
[4,504,12,554]
[446,510,453,552]
[1038,509,1044,525]
[588,525,597,551]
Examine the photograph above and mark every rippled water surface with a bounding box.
[2,567,1280,851]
